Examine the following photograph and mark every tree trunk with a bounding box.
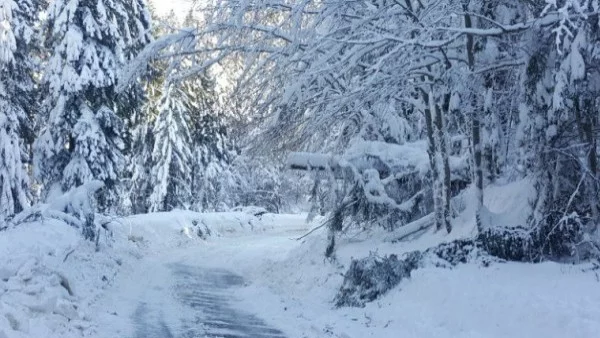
[439,94,452,233]
[473,115,483,230]
[422,90,444,232]
[464,11,484,232]
[574,97,600,227]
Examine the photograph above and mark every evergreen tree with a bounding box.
[130,9,237,213]
[115,0,152,136]
[34,0,151,212]
[129,61,162,214]
[148,81,193,212]
[128,8,172,214]
[0,0,44,220]
[115,0,152,214]
[185,75,236,211]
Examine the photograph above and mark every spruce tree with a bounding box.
[128,7,169,213]
[115,0,152,214]
[131,9,236,213]
[34,0,151,212]
[184,75,236,211]
[148,81,193,212]
[0,0,44,220]
[129,64,161,214]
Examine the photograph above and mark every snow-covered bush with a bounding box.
[334,238,500,307]
[534,211,586,260]
[10,181,105,242]
[478,226,536,262]
[334,252,421,308]
[479,221,585,262]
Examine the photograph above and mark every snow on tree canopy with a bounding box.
[344,140,432,177]
[148,82,193,212]
[0,0,42,220]
[33,0,152,210]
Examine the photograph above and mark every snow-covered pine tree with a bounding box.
[131,10,237,213]
[0,0,45,220]
[114,0,152,136]
[114,0,152,215]
[184,74,237,211]
[128,78,157,214]
[147,81,194,212]
[128,8,177,214]
[34,0,152,213]
[129,60,162,214]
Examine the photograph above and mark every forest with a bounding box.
[2,0,599,259]
[1,0,600,337]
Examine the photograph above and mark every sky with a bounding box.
[150,0,193,20]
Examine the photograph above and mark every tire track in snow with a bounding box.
[132,302,175,338]
[170,263,287,338]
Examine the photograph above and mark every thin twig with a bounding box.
[294,222,327,241]
[63,249,76,263]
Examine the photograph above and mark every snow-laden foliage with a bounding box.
[0,108,28,221]
[0,0,44,221]
[334,252,422,308]
[334,239,497,307]
[151,0,599,260]
[128,10,238,213]
[289,140,469,255]
[517,0,600,240]
[33,0,151,212]
[1,0,599,260]
[10,180,105,241]
[128,101,155,214]
[147,82,193,212]
[186,75,237,212]
[218,155,303,213]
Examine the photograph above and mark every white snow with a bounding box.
[2,188,599,338]
[344,139,431,175]
[0,210,295,338]
[286,152,337,171]
[0,220,107,338]
[240,240,600,338]
[228,196,600,337]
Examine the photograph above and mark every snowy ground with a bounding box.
[240,232,600,338]
[0,211,297,338]
[2,194,600,338]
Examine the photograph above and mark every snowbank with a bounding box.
[0,220,119,338]
[233,218,600,338]
[120,210,280,252]
[230,179,600,337]
[0,209,295,338]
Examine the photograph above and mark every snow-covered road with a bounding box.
[129,263,287,338]
[93,215,307,338]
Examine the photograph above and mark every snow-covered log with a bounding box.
[288,141,469,183]
[286,152,339,172]
[287,140,470,234]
